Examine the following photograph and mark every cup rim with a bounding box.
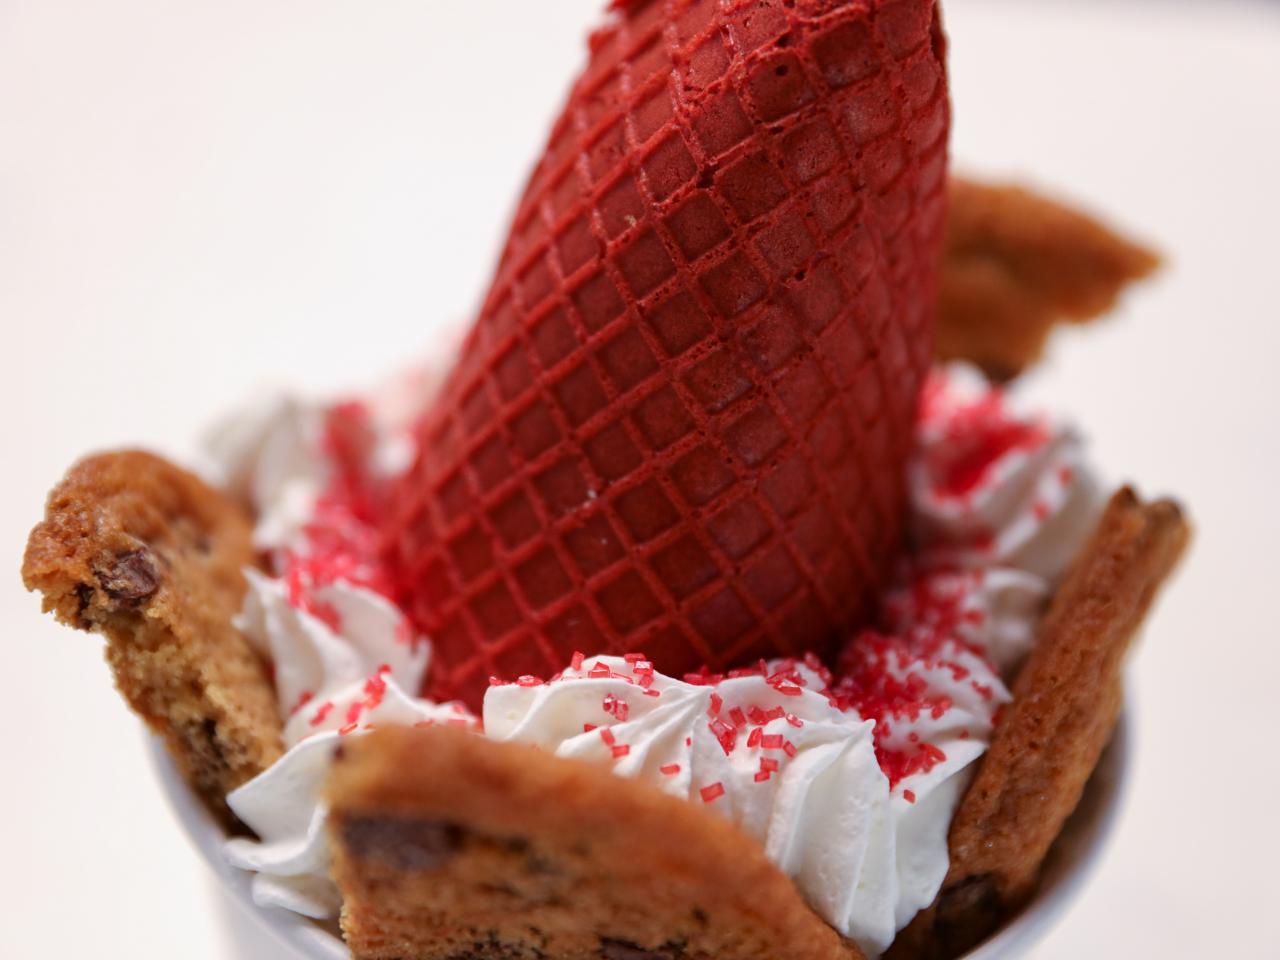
[150,710,1130,959]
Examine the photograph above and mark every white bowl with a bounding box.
[151,712,1130,959]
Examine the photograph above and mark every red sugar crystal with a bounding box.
[660,763,681,776]
[760,733,784,750]
[602,693,630,721]
[709,718,737,756]
[612,744,631,759]
[904,789,917,804]
[571,651,585,672]
[782,741,798,758]
[309,701,334,727]
[700,782,726,804]
[289,690,314,717]
[599,727,617,747]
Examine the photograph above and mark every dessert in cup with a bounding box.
[22,1,1186,957]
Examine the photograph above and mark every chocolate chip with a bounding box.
[342,815,465,871]
[932,873,1008,956]
[97,549,160,604]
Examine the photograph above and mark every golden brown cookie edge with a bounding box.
[22,450,283,826]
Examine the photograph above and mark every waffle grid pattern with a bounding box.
[389,0,949,707]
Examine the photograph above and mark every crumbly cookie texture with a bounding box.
[21,450,282,825]
[326,724,862,960]
[889,487,1190,959]
[939,178,1162,381]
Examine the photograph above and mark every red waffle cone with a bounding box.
[387,0,950,708]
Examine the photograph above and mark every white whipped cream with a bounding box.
[205,395,330,552]
[216,363,1102,954]
[912,364,1101,582]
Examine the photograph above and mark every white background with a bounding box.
[2,0,1277,956]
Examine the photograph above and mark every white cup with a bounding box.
[151,713,1129,959]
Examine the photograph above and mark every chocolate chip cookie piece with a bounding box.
[22,450,283,825]
[939,178,1162,381]
[891,487,1190,958]
[327,725,861,960]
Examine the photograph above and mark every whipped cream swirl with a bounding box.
[216,363,1101,954]
[912,364,1101,584]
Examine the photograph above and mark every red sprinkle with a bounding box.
[599,727,616,747]
[611,744,631,759]
[602,693,630,722]
[571,651,585,672]
[700,782,725,803]
[660,763,681,776]
[309,701,334,727]
[904,789,917,804]
[709,718,737,756]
